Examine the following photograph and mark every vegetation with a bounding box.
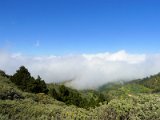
[0,70,10,78]
[129,73,160,93]
[0,66,160,119]
[49,84,105,108]
[10,66,48,94]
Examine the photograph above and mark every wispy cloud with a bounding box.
[35,40,40,47]
[0,50,160,89]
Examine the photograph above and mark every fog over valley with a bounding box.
[1,50,160,89]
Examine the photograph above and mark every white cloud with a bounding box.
[0,50,160,89]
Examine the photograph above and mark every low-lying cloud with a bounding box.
[1,50,160,89]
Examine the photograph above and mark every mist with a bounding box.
[0,50,160,89]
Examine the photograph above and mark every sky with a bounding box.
[0,0,160,55]
[1,0,160,89]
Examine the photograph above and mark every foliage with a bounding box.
[129,73,160,93]
[0,70,6,77]
[98,94,160,120]
[1,91,160,120]
[10,66,48,94]
[49,84,105,109]
[98,82,123,92]
[0,75,24,100]
[121,84,152,93]
[1,68,160,119]
[100,83,151,102]
[0,70,10,78]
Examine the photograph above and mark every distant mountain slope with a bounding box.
[98,81,123,92]
[97,73,160,101]
[129,73,160,92]
[99,72,160,93]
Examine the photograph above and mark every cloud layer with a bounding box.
[1,50,160,89]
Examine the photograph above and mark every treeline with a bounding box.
[50,84,106,108]
[129,73,160,93]
[2,66,105,108]
[0,70,10,78]
[10,66,48,94]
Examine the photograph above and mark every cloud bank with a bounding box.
[0,50,160,89]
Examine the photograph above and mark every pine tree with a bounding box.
[10,66,48,94]
[10,66,31,91]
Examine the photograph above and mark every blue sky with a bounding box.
[0,0,160,55]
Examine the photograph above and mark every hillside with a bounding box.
[0,67,160,120]
[129,73,160,93]
[98,73,160,101]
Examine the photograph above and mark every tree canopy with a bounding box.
[10,66,48,94]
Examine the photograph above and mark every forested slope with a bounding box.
[0,67,160,120]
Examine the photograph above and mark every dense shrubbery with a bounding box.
[0,92,160,119]
[10,66,48,94]
[129,73,160,93]
[50,84,105,108]
[99,94,160,120]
